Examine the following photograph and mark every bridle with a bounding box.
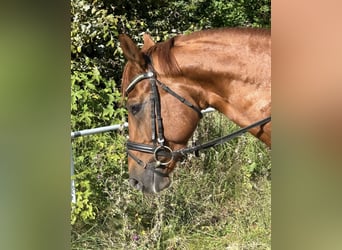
[125,60,271,173]
[125,63,202,172]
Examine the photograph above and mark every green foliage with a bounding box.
[71,68,125,129]
[71,180,95,224]
[71,131,127,225]
[71,32,127,225]
[207,0,271,28]
[71,0,271,248]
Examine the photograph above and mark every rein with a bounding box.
[175,116,271,156]
[125,62,271,170]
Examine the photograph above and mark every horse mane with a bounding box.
[145,37,181,76]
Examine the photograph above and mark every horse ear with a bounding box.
[142,33,155,51]
[119,34,146,68]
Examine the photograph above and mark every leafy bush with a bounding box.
[71,67,127,225]
[207,0,271,27]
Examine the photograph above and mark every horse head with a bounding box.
[119,34,202,193]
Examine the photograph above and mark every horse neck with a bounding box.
[173,30,271,129]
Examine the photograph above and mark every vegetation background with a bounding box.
[71,0,271,249]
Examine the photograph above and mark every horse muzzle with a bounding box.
[128,162,171,193]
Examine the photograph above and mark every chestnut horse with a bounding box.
[119,28,271,193]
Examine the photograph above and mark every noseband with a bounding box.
[125,61,271,173]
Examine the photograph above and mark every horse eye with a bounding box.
[129,103,142,115]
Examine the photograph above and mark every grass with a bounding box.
[71,112,271,249]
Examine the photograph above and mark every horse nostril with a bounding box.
[129,178,143,191]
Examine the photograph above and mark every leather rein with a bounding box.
[125,62,271,170]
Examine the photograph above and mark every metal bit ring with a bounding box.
[153,146,173,166]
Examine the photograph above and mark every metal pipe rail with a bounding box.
[70,108,215,139]
[71,122,128,139]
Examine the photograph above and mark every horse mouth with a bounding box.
[128,172,171,193]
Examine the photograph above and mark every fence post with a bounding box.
[71,146,76,204]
